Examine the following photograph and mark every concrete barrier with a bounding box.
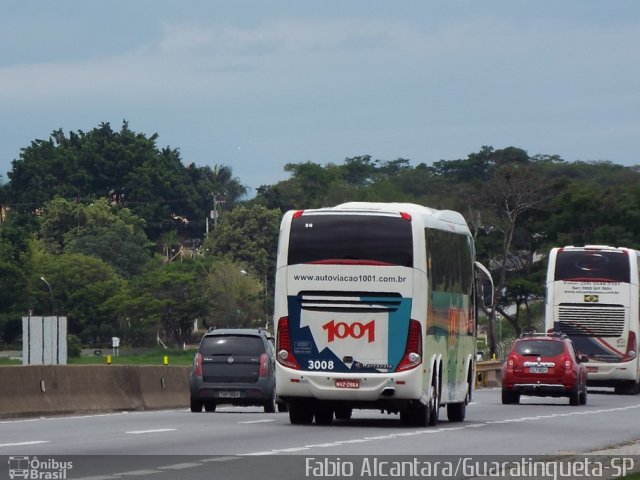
[476,359,502,388]
[0,365,189,418]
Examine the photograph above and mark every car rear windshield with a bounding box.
[288,213,413,266]
[515,340,565,356]
[555,250,630,282]
[200,335,264,355]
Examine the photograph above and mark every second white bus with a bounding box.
[545,245,640,394]
[274,202,493,426]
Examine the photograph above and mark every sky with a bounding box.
[1,1,639,194]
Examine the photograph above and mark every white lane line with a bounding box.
[238,419,275,424]
[111,469,160,476]
[201,456,243,463]
[125,428,176,435]
[0,440,50,448]
[158,463,203,470]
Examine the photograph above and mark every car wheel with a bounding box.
[264,389,277,413]
[288,399,313,425]
[204,401,216,412]
[190,397,204,413]
[579,383,588,405]
[569,386,580,406]
[277,401,288,413]
[501,390,520,405]
[314,406,334,425]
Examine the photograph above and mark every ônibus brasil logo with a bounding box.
[8,456,73,480]
[322,320,375,343]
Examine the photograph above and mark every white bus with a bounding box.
[274,202,493,426]
[545,245,640,394]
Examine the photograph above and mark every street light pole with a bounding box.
[40,276,55,316]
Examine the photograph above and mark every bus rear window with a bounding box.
[288,214,413,267]
[555,251,630,282]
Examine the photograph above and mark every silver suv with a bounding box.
[189,328,281,413]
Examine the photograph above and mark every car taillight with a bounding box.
[194,352,203,377]
[561,356,571,369]
[276,316,300,370]
[259,353,269,377]
[623,331,637,362]
[396,319,422,372]
[507,355,516,369]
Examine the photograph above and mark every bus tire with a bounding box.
[289,400,313,425]
[428,381,439,426]
[334,406,352,421]
[615,380,640,395]
[400,402,427,427]
[314,407,334,425]
[447,402,466,422]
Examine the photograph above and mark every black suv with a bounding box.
[189,328,280,413]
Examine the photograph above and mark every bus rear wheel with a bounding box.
[334,406,353,421]
[314,407,334,425]
[288,400,314,425]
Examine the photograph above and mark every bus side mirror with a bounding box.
[482,280,494,308]
[474,261,494,308]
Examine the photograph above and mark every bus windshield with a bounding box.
[288,214,413,267]
[554,251,630,282]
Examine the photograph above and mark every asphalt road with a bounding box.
[1,388,639,479]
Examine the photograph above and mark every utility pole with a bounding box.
[205,192,225,235]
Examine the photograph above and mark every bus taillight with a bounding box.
[623,331,637,361]
[396,319,422,371]
[277,316,301,370]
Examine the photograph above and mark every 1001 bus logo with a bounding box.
[322,320,375,343]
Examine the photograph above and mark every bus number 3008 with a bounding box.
[308,360,335,370]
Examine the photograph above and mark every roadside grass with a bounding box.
[0,357,20,366]
[0,348,196,366]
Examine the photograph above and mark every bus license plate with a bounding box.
[218,391,241,398]
[335,379,360,389]
[529,366,548,374]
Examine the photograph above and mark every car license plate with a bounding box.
[529,366,548,374]
[587,366,598,373]
[335,379,360,389]
[218,391,241,398]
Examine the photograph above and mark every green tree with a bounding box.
[5,121,248,245]
[205,204,281,298]
[39,197,153,278]
[121,260,209,346]
[33,251,127,346]
[204,259,264,329]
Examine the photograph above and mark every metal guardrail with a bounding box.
[476,359,502,387]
